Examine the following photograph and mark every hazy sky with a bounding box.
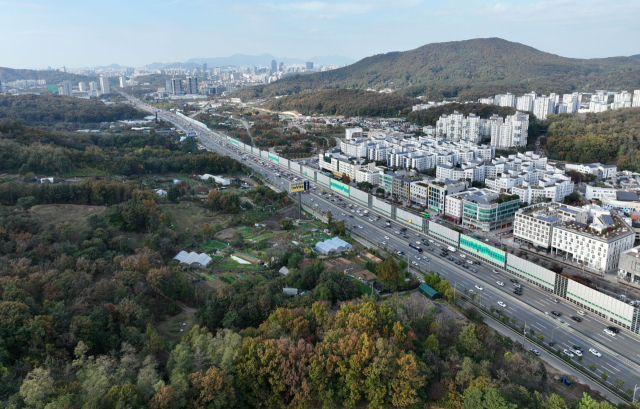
[2,0,639,68]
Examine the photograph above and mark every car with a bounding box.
[493,269,500,274]
[428,240,434,243]
[463,264,469,269]
[470,268,477,273]
[411,261,418,266]
[577,310,586,316]
[349,215,354,218]
[572,345,583,351]
[475,285,483,291]
[573,349,583,356]
[403,235,409,239]
[510,279,518,283]
[513,290,522,296]
[529,348,541,356]
[589,348,602,357]
[384,236,390,240]
[514,283,522,288]
[358,225,363,229]
[415,233,420,237]
[604,328,616,337]
[467,260,474,264]
[415,256,421,260]
[607,326,620,334]
[416,241,421,245]
[460,254,466,258]
[397,251,405,256]
[496,281,504,286]
[341,213,345,216]
[448,257,454,261]
[395,231,400,234]
[549,297,560,303]
[563,349,574,358]
[381,241,386,245]
[551,311,561,317]
[469,289,475,294]
[570,316,582,322]
[423,257,430,262]
[497,301,506,307]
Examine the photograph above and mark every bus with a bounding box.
[420,212,430,219]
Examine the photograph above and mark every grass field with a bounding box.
[30,204,107,232]
[352,279,373,295]
[201,240,228,250]
[156,310,197,343]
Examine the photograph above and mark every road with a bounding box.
[119,90,640,399]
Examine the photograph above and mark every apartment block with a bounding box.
[514,202,587,248]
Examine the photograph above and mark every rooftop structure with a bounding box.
[314,237,353,255]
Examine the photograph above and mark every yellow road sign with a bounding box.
[290,182,306,193]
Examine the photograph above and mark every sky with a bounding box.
[1,0,639,68]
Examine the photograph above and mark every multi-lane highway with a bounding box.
[120,91,640,398]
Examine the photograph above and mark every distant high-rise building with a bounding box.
[89,81,98,92]
[533,96,554,120]
[78,82,87,92]
[279,62,284,72]
[306,62,313,69]
[633,90,640,108]
[166,80,173,93]
[99,76,110,94]
[119,76,125,87]
[59,80,73,97]
[271,60,277,74]
[202,63,207,72]
[186,77,199,94]
[60,66,66,73]
[171,78,182,95]
[253,66,258,75]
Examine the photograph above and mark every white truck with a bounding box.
[447,246,457,252]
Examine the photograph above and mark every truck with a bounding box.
[447,246,457,252]
[275,173,280,178]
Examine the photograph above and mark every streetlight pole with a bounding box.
[633,384,639,402]
[522,322,527,348]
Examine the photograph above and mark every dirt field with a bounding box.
[30,204,107,232]
[323,257,362,273]
[215,228,238,242]
[162,201,224,234]
[352,269,376,281]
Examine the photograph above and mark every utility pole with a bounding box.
[298,191,302,220]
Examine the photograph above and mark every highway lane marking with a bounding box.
[603,362,620,373]
[610,360,630,372]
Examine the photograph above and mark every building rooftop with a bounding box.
[616,191,639,201]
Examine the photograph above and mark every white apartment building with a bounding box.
[585,185,618,201]
[59,80,73,97]
[78,82,87,92]
[516,94,535,112]
[512,176,574,204]
[612,91,632,110]
[340,139,368,158]
[355,168,380,185]
[490,112,529,148]
[633,90,640,108]
[436,161,486,183]
[533,96,554,120]
[435,111,484,143]
[89,81,98,92]
[99,76,110,95]
[514,202,586,248]
[551,212,635,273]
[319,152,363,180]
[495,93,516,108]
[345,127,363,140]
[565,163,617,179]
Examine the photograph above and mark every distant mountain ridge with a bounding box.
[234,38,640,101]
[144,54,354,70]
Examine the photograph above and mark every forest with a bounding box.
[264,89,420,117]
[235,38,640,101]
[0,95,145,127]
[545,108,640,171]
[0,67,95,84]
[0,122,248,176]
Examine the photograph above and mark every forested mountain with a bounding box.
[0,67,95,84]
[545,107,640,171]
[236,38,640,101]
[265,89,419,117]
[0,94,144,126]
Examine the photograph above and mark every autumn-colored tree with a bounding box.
[187,366,236,409]
[376,258,403,292]
[149,385,181,409]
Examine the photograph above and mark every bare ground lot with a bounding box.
[30,204,107,231]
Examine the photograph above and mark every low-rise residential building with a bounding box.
[511,174,574,204]
[565,163,617,179]
[585,185,618,201]
[462,190,521,232]
[514,202,587,248]
[551,211,635,274]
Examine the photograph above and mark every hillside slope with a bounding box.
[0,67,96,84]
[265,89,419,117]
[236,38,640,101]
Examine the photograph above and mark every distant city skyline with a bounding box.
[1,0,639,68]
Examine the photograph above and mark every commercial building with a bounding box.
[551,210,635,274]
[186,77,199,94]
[514,202,587,248]
[618,246,640,288]
[445,188,481,224]
[409,181,430,207]
[462,190,521,232]
[99,76,110,95]
[427,179,467,214]
[271,60,277,74]
[585,185,618,201]
[601,191,640,215]
[306,62,314,69]
[171,78,182,95]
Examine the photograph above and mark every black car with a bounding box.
[475,261,481,265]
[571,316,582,322]
[573,345,583,351]
[448,257,454,261]
[349,215,354,218]
[513,290,522,296]
[403,235,409,239]
[607,326,620,334]
[551,311,561,317]
[463,264,469,269]
[440,253,447,257]
[510,279,518,283]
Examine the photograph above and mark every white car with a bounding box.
[577,310,586,316]
[358,225,363,229]
[475,285,483,291]
[563,349,574,358]
[497,301,506,308]
[428,240,434,243]
[469,289,475,294]
[341,213,345,216]
[573,349,583,357]
[492,269,500,274]
[415,233,420,237]
[395,231,400,234]
[411,261,418,266]
[384,236,390,240]
[415,256,421,260]
[460,254,466,258]
[416,241,421,245]
[381,241,386,245]
[467,260,474,264]
[589,348,602,357]
[604,328,616,337]
[496,281,504,286]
